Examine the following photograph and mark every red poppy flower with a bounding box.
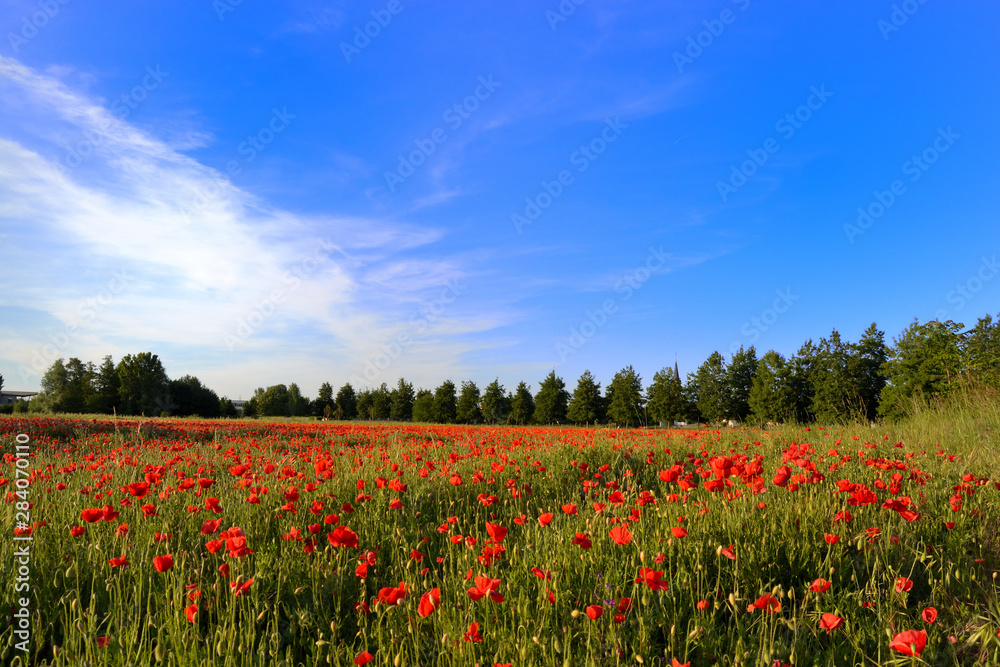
[201,519,222,535]
[823,533,840,545]
[230,578,253,597]
[124,481,150,498]
[696,599,709,610]
[586,605,603,619]
[719,545,736,560]
[354,650,374,665]
[219,563,230,578]
[418,588,441,617]
[572,532,592,549]
[81,508,104,523]
[889,629,926,656]
[152,554,174,572]
[609,525,633,545]
[185,602,198,623]
[538,513,553,527]
[102,505,119,522]
[671,660,690,667]
[486,523,507,543]
[531,567,552,581]
[635,568,669,592]
[922,606,937,624]
[809,578,831,593]
[96,636,110,648]
[389,498,403,510]
[70,526,85,537]
[819,613,842,633]
[671,526,688,539]
[108,555,129,568]
[468,576,504,603]
[464,622,482,643]
[377,582,408,606]
[747,594,781,613]
[328,526,359,548]
[894,577,913,593]
[561,503,577,515]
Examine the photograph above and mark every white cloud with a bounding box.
[0,56,507,396]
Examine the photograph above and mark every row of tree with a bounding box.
[11,314,1000,425]
[21,353,238,417]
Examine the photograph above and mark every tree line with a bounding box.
[9,313,1000,425]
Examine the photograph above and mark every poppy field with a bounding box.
[2,415,1000,666]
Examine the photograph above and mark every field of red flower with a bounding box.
[2,415,1000,666]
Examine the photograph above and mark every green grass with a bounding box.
[1,397,999,666]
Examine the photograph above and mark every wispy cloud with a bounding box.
[0,56,508,394]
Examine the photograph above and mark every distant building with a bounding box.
[232,399,248,412]
[1,391,37,405]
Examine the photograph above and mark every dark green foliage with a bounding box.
[390,378,415,421]
[607,365,644,426]
[509,382,535,425]
[116,353,170,416]
[456,381,481,424]
[534,371,568,425]
[169,375,221,417]
[567,370,603,425]
[646,367,687,425]
[412,389,434,422]
[336,383,358,420]
[481,379,510,424]
[432,380,457,423]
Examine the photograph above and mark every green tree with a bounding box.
[87,356,119,414]
[0,372,3,394]
[371,383,392,420]
[533,371,568,424]
[314,382,335,417]
[356,389,373,420]
[253,384,290,417]
[509,382,535,425]
[787,340,819,422]
[412,389,434,422]
[963,314,1000,390]
[646,367,687,425]
[456,381,482,423]
[116,353,170,416]
[607,365,645,426]
[480,379,510,424]
[169,375,221,417]
[691,352,728,422]
[748,351,796,424]
[853,323,889,421]
[726,346,757,422]
[390,378,415,421]
[432,380,457,423]
[567,370,603,425]
[336,383,357,420]
[36,359,69,413]
[811,329,868,423]
[219,397,239,418]
[61,358,94,413]
[880,319,966,420]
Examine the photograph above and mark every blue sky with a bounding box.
[1,0,998,400]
